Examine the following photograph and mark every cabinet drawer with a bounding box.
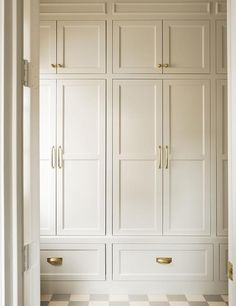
[113,244,213,281]
[40,244,105,280]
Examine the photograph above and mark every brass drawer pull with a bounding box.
[156,257,172,264]
[158,145,162,169]
[58,146,63,169]
[47,257,63,266]
[165,145,169,169]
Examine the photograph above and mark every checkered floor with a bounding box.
[41,294,228,306]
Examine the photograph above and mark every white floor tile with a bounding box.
[130,303,150,306]
[185,294,206,302]
[41,295,52,302]
[89,302,109,306]
[70,295,90,301]
[109,295,129,301]
[148,295,168,302]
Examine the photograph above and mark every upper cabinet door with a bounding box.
[113,21,163,73]
[163,80,211,235]
[57,80,105,235]
[163,21,210,73]
[40,21,57,74]
[217,80,228,236]
[216,21,227,73]
[40,80,57,235]
[113,80,163,235]
[57,21,105,73]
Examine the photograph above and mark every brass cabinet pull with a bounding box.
[58,64,63,68]
[58,146,63,169]
[51,64,56,68]
[51,146,56,168]
[164,64,169,68]
[157,64,162,68]
[156,257,172,264]
[47,257,63,266]
[158,145,162,169]
[165,145,169,169]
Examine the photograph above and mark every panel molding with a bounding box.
[112,2,211,16]
[40,2,107,15]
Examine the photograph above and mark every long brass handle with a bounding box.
[47,257,63,266]
[165,145,169,169]
[158,145,162,169]
[58,146,63,169]
[51,146,56,168]
[156,257,172,264]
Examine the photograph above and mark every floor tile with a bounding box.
[70,295,90,302]
[189,302,208,306]
[186,295,206,302]
[208,303,228,306]
[149,302,170,306]
[204,296,223,302]
[90,295,109,301]
[41,295,53,302]
[167,295,187,301]
[129,295,148,301]
[49,302,69,306]
[109,302,129,306]
[68,303,89,306]
[51,295,71,301]
[109,295,129,301]
[148,295,168,302]
[129,302,150,306]
[169,302,189,306]
[89,303,109,306]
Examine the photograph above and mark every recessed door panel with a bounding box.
[113,21,162,73]
[39,80,56,235]
[40,21,56,74]
[163,80,210,235]
[217,80,228,235]
[163,21,210,73]
[57,80,105,235]
[216,21,227,73]
[113,80,162,235]
[57,21,105,73]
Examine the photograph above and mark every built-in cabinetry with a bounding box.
[39,0,228,294]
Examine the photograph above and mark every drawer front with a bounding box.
[220,244,228,281]
[113,244,213,281]
[41,244,105,280]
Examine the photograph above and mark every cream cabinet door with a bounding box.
[57,80,105,235]
[113,21,163,73]
[57,21,105,73]
[40,21,56,74]
[163,80,211,235]
[40,80,56,235]
[217,80,228,236]
[163,21,210,73]
[216,21,227,74]
[113,80,162,235]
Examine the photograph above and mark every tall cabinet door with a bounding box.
[163,21,210,73]
[40,80,57,235]
[40,21,57,74]
[163,80,211,235]
[113,80,163,235]
[57,21,105,73]
[217,80,228,235]
[113,21,163,73]
[57,80,105,235]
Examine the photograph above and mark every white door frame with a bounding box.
[0,0,24,303]
[227,0,236,304]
